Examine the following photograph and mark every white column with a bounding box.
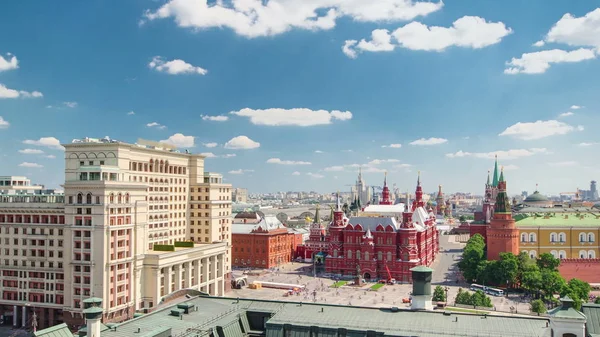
[194,260,201,287]
[174,264,182,291]
[219,254,225,296]
[185,262,192,288]
[154,268,161,306]
[21,306,26,327]
[87,317,101,337]
[202,258,209,290]
[164,267,172,295]
[13,305,17,327]
[210,255,217,296]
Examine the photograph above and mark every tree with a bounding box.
[595,297,600,304]
[530,299,547,315]
[470,290,493,308]
[458,234,486,282]
[521,265,542,296]
[455,288,471,305]
[459,215,467,223]
[539,270,566,300]
[537,253,560,271]
[516,252,537,287]
[432,286,446,302]
[563,278,591,303]
[498,252,519,287]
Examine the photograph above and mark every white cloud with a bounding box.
[292,171,301,176]
[446,148,549,160]
[0,53,18,72]
[160,133,195,147]
[143,0,443,38]
[559,111,574,117]
[382,143,402,148]
[203,142,218,148]
[533,40,545,47]
[395,163,412,169]
[146,122,167,129]
[45,155,56,159]
[342,40,358,59]
[324,166,345,172]
[149,56,207,75]
[230,108,352,126]
[127,111,135,115]
[499,120,582,140]
[504,48,597,74]
[222,153,236,158]
[23,137,63,150]
[200,152,216,158]
[314,150,324,153]
[19,162,43,168]
[410,137,448,145]
[19,149,44,155]
[570,105,583,110]
[503,164,519,171]
[342,149,353,153]
[307,172,325,179]
[267,158,311,165]
[224,135,260,149]
[548,161,578,167]
[0,116,9,129]
[368,159,400,165]
[63,101,78,108]
[201,114,229,122]
[229,169,253,175]
[578,142,598,147]
[544,8,600,49]
[0,84,43,99]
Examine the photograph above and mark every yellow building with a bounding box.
[515,210,600,259]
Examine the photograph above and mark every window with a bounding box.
[550,250,558,258]
[387,252,392,262]
[580,233,586,242]
[347,250,352,259]
[77,193,83,204]
[559,233,566,243]
[589,250,596,258]
[529,233,536,242]
[550,233,557,243]
[521,233,527,242]
[364,252,369,261]
[579,250,587,259]
[377,251,382,261]
[86,193,92,205]
[558,250,566,259]
[589,233,595,243]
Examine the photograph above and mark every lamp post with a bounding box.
[444,286,449,304]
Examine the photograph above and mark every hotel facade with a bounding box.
[0,138,232,330]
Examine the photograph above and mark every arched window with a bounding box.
[589,233,595,243]
[117,193,122,204]
[356,250,361,260]
[529,251,536,259]
[522,250,528,256]
[559,233,566,242]
[365,252,369,261]
[580,250,588,259]
[86,193,92,205]
[347,250,352,259]
[528,233,535,242]
[550,233,557,243]
[558,250,566,259]
[521,233,527,242]
[125,193,130,203]
[333,249,338,258]
[109,193,114,203]
[77,193,83,204]
[387,252,392,262]
[550,250,558,258]
[580,233,586,242]
[589,250,596,258]
[378,251,382,261]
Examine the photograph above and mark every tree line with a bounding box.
[458,234,592,312]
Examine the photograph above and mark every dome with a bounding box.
[524,191,549,202]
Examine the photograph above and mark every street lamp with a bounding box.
[444,286,449,304]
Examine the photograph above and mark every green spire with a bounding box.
[486,170,490,186]
[494,168,510,213]
[492,155,499,187]
[499,166,505,183]
[314,204,321,224]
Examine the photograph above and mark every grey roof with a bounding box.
[232,215,285,234]
[348,216,399,231]
[34,323,75,337]
[582,303,600,337]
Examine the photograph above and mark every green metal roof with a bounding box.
[515,213,600,227]
[582,303,600,337]
[492,157,499,187]
[82,297,103,304]
[410,266,434,273]
[34,323,75,337]
[524,191,550,203]
[547,297,586,320]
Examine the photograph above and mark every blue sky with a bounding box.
[1,0,600,195]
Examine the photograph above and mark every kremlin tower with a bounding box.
[412,172,425,211]
[379,172,392,205]
[486,168,519,260]
[481,155,501,223]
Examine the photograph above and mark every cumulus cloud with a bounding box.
[267,158,311,165]
[499,120,583,140]
[143,0,443,38]
[0,116,9,129]
[160,133,195,147]
[221,154,236,158]
[19,149,44,154]
[314,150,324,153]
[548,161,578,167]
[229,169,253,175]
[147,122,167,129]
[63,101,78,108]
[307,172,325,179]
[201,114,229,122]
[23,137,63,150]
[544,8,600,49]
[0,53,18,72]
[368,159,400,165]
[410,137,448,145]
[382,143,402,148]
[446,148,549,160]
[533,40,545,47]
[45,155,56,159]
[504,48,597,74]
[149,56,207,75]
[570,105,583,109]
[19,162,43,168]
[224,135,260,149]
[344,16,511,57]
[578,142,598,147]
[230,108,352,126]
[0,84,43,99]
[200,152,216,158]
[559,112,574,117]
[203,142,218,148]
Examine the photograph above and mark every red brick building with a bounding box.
[302,174,440,282]
[231,214,302,269]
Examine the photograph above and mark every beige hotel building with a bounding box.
[0,138,232,330]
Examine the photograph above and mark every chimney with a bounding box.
[82,297,104,337]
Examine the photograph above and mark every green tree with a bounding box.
[458,234,486,282]
[594,297,600,304]
[562,278,591,303]
[537,253,560,271]
[470,290,493,308]
[498,252,519,287]
[530,299,547,315]
[540,270,567,299]
[476,260,500,285]
[459,215,466,222]
[455,288,471,305]
[516,252,537,287]
[432,286,446,302]
[521,265,542,296]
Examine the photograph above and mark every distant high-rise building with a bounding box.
[350,168,371,207]
[232,188,248,203]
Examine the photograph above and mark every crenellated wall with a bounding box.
[558,258,600,283]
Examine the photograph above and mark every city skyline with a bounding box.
[1,1,600,194]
